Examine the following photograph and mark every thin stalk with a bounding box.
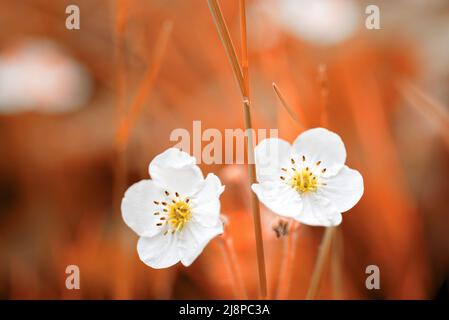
[219,236,248,299]
[112,0,129,215]
[331,227,343,299]
[207,0,245,96]
[272,82,304,129]
[113,148,128,215]
[306,227,335,300]
[116,20,173,151]
[244,101,268,298]
[207,0,267,298]
[318,64,340,298]
[239,0,249,96]
[112,20,172,216]
[218,237,240,299]
[227,237,248,299]
[114,0,129,123]
[275,222,300,299]
[318,64,329,127]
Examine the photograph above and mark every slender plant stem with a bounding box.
[112,20,172,216]
[239,0,249,96]
[116,20,173,151]
[220,236,248,299]
[331,227,343,299]
[218,237,240,299]
[207,0,245,96]
[114,0,129,123]
[240,3,266,297]
[318,64,329,127]
[243,101,268,298]
[275,222,300,299]
[227,237,248,299]
[243,99,267,299]
[306,227,335,299]
[272,82,304,129]
[207,0,267,298]
[112,0,129,215]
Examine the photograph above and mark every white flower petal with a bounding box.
[150,147,196,168]
[296,193,342,226]
[121,180,165,237]
[252,181,303,218]
[292,128,346,177]
[319,165,364,213]
[149,148,204,196]
[137,234,180,269]
[178,220,223,267]
[190,173,224,227]
[254,138,292,183]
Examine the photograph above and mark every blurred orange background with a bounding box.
[0,0,448,299]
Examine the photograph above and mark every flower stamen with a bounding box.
[168,200,192,230]
[153,192,193,234]
[289,167,318,193]
[279,156,327,194]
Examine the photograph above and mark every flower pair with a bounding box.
[121,128,364,269]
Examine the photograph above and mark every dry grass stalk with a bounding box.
[318,64,329,127]
[239,0,249,95]
[113,20,172,215]
[275,222,300,299]
[218,237,240,299]
[272,82,305,129]
[207,0,245,96]
[116,20,173,150]
[218,236,248,299]
[112,0,130,215]
[306,227,335,299]
[207,0,267,298]
[331,227,343,299]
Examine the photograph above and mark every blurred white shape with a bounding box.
[273,0,361,46]
[0,40,92,114]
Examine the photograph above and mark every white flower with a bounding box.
[252,128,363,227]
[272,0,360,46]
[0,40,91,114]
[121,148,225,269]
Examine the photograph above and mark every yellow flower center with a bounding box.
[168,200,192,231]
[152,191,192,235]
[289,168,318,193]
[280,156,327,194]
